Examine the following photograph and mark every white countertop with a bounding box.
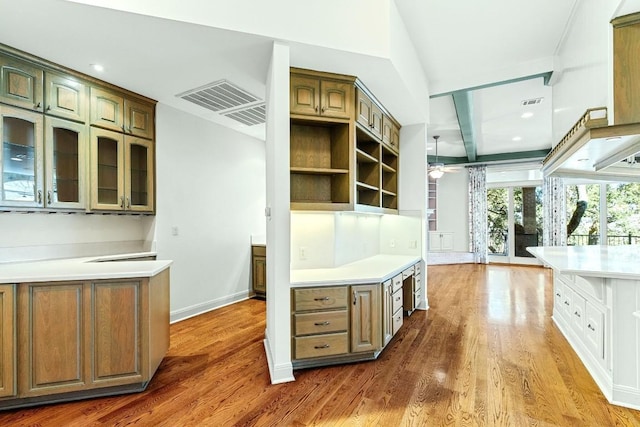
[0,252,172,284]
[527,245,640,280]
[290,254,421,287]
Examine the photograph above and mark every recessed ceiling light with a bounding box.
[427,146,434,151]
[577,158,589,162]
[90,63,104,72]
[521,112,534,119]
[512,136,522,141]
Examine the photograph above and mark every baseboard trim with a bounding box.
[264,337,295,384]
[170,290,250,324]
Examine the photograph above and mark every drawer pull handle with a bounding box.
[588,324,595,331]
[574,311,581,318]
[556,293,561,297]
[314,297,330,302]
[314,344,330,349]
[564,301,570,306]
[395,296,401,302]
[314,321,331,326]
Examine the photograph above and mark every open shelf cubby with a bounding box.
[290,119,351,206]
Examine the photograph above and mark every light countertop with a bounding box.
[527,245,640,280]
[291,254,421,287]
[0,252,172,284]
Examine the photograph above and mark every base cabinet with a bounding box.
[0,285,15,398]
[0,268,170,410]
[292,261,420,369]
[251,245,266,298]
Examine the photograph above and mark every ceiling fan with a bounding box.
[428,135,460,179]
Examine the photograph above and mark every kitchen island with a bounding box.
[0,253,171,410]
[528,245,640,410]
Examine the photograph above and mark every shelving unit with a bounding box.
[428,176,437,231]
[290,119,352,209]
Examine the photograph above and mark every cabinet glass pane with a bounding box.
[52,127,79,203]
[97,136,118,204]
[2,117,36,202]
[487,187,508,256]
[129,143,147,206]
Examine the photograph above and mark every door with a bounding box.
[0,284,15,398]
[351,284,381,353]
[44,116,87,209]
[19,282,89,397]
[0,106,44,208]
[487,186,542,265]
[125,135,154,212]
[90,127,124,211]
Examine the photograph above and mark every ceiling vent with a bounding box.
[521,97,544,106]
[177,80,266,126]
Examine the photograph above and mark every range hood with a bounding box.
[542,107,640,182]
[542,12,640,182]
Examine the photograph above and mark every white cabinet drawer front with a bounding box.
[562,286,573,318]
[392,311,403,335]
[571,291,586,336]
[392,274,402,293]
[414,273,422,292]
[585,301,605,361]
[414,289,422,308]
[391,289,403,314]
[294,332,348,359]
[414,263,421,275]
[294,287,348,311]
[402,266,414,280]
[294,310,348,336]
[554,279,564,313]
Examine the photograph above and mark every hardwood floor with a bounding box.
[2,263,640,426]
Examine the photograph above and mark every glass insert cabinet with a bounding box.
[90,127,153,212]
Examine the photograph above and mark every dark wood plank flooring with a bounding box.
[2,263,640,426]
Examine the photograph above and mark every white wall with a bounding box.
[154,103,266,322]
[0,213,153,262]
[435,170,469,252]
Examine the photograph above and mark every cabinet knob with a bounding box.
[47,191,52,205]
[34,102,41,110]
[120,196,125,209]
[574,311,581,318]
[588,324,595,331]
[37,190,42,205]
[127,197,131,209]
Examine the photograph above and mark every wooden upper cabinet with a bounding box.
[0,284,15,398]
[291,75,320,116]
[90,87,124,132]
[356,89,382,139]
[124,98,154,139]
[382,115,400,152]
[612,13,640,125]
[290,71,353,120]
[44,71,88,123]
[0,54,43,112]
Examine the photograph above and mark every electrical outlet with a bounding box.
[171,226,179,236]
[390,239,396,248]
[409,240,417,249]
[299,246,307,260]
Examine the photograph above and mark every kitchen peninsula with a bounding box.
[528,245,640,410]
[0,253,171,410]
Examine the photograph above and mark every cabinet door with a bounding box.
[381,280,393,347]
[440,232,454,251]
[124,135,154,212]
[290,75,320,116]
[382,115,393,146]
[124,98,154,139]
[390,123,400,152]
[44,117,87,209]
[92,280,143,386]
[44,71,88,123]
[253,255,266,295]
[585,301,604,362]
[320,80,352,119]
[0,106,44,208]
[0,284,15,398]
[18,282,89,397]
[0,54,43,112]
[369,103,383,139]
[356,89,372,129]
[569,289,585,336]
[351,284,381,353]
[90,87,124,132]
[90,127,124,211]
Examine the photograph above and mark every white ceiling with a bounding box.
[0,0,581,163]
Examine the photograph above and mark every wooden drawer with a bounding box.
[392,289,403,314]
[391,274,402,293]
[402,266,414,280]
[294,332,348,359]
[294,310,348,336]
[252,245,266,256]
[392,310,403,335]
[293,287,348,311]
